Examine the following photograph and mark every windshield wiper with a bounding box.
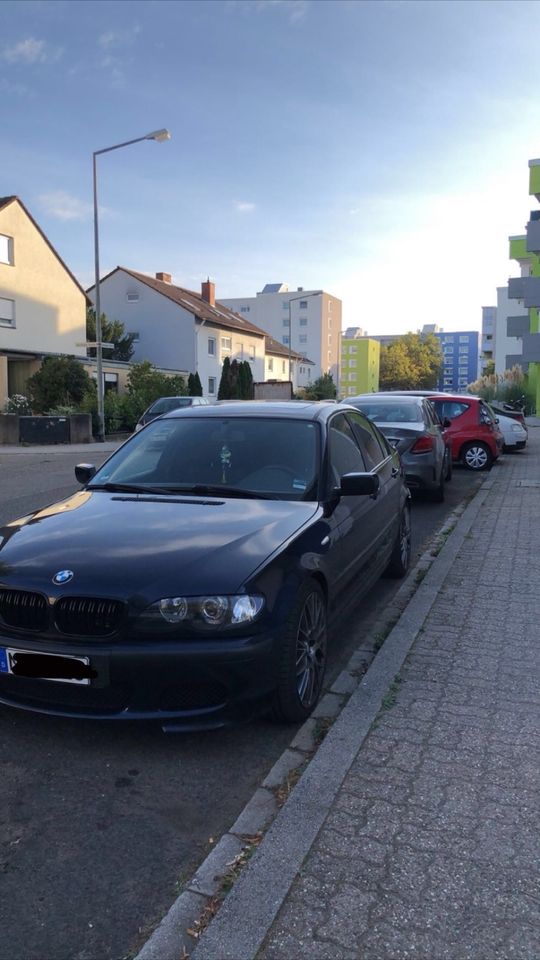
[90,481,178,496]
[174,484,277,500]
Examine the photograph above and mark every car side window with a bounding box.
[426,400,442,427]
[434,400,469,421]
[328,414,367,485]
[346,411,388,469]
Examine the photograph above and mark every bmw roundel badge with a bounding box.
[52,569,74,585]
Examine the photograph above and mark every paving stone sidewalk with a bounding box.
[187,429,540,960]
[256,435,540,959]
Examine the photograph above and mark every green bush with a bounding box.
[26,357,93,413]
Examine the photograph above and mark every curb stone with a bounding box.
[134,478,491,960]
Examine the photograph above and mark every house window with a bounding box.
[459,335,469,343]
[240,306,250,313]
[282,302,289,310]
[268,357,274,372]
[0,297,15,326]
[459,367,468,375]
[328,300,332,311]
[299,334,307,344]
[104,373,118,394]
[299,317,307,326]
[221,336,232,356]
[248,343,256,361]
[328,316,332,327]
[444,347,454,355]
[126,291,139,303]
[208,377,216,396]
[0,235,14,265]
[283,317,290,327]
[328,333,332,344]
[282,335,290,345]
[282,360,286,373]
[299,300,308,309]
[208,337,216,356]
[349,359,357,367]
[235,342,244,358]
[459,346,468,354]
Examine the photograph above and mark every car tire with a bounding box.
[271,581,327,723]
[444,448,453,482]
[384,502,411,579]
[428,469,445,503]
[461,441,493,471]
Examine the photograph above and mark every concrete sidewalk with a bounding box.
[0,441,122,455]
[191,427,540,960]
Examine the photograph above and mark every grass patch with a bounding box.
[381,674,402,711]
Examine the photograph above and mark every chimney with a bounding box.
[156,272,172,283]
[201,277,215,306]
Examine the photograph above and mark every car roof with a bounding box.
[162,400,340,423]
[345,394,424,404]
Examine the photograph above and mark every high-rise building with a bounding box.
[479,306,496,374]
[340,337,380,397]
[219,284,342,387]
[507,160,540,410]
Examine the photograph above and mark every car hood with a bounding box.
[0,490,319,598]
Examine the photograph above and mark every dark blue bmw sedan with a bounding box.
[0,402,410,730]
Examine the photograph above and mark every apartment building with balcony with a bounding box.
[479,306,496,374]
[507,160,540,409]
[219,283,342,388]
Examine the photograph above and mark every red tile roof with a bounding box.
[92,267,269,338]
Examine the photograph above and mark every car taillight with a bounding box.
[411,434,434,453]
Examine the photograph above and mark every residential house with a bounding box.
[507,160,540,411]
[479,306,496,374]
[0,196,87,408]
[88,269,267,400]
[263,334,315,387]
[219,283,342,387]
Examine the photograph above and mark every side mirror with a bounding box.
[494,417,499,424]
[75,463,96,484]
[340,472,380,497]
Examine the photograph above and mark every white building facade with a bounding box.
[88,269,266,400]
[219,283,342,387]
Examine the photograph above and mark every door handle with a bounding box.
[391,467,399,478]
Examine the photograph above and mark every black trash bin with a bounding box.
[19,416,70,445]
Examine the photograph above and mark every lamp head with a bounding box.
[146,128,171,142]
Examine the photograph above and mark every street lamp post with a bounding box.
[287,291,322,385]
[92,128,171,440]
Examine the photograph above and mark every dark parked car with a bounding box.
[0,402,411,730]
[344,394,450,501]
[135,395,210,431]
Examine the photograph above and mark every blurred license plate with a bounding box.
[0,647,91,685]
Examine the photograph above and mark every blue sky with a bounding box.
[2,0,540,333]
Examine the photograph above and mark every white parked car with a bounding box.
[492,411,527,452]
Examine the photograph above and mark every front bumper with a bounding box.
[0,632,277,728]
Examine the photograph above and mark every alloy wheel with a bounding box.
[295,591,327,708]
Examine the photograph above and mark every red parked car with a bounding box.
[428,395,504,471]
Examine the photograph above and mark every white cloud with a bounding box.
[98,26,141,49]
[2,37,62,65]
[38,191,93,222]
[234,200,256,213]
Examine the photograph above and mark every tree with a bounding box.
[26,356,94,413]
[379,333,442,390]
[86,308,137,362]
[218,357,232,400]
[240,360,253,399]
[188,372,203,396]
[303,373,337,400]
[125,361,186,418]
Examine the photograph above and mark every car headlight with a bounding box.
[511,424,522,432]
[141,594,265,629]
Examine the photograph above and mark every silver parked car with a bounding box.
[135,395,210,431]
[343,394,449,501]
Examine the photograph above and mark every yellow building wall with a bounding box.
[340,338,380,397]
[0,201,86,356]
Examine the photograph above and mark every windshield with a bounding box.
[353,402,423,425]
[90,416,320,500]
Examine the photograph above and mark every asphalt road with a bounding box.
[0,448,488,960]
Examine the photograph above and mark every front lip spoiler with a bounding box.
[0,690,228,725]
